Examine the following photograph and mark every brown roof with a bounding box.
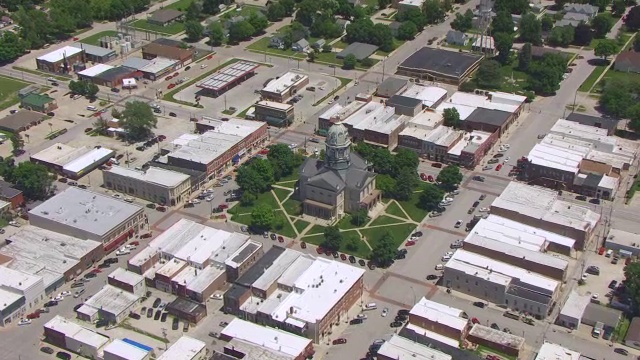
[148,9,183,24]
[142,43,194,61]
[0,110,45,132]
[615,51,640,66]
[626,317,640,345]
[529,46,571,59]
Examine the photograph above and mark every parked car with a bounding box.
[153,298,162,308]
[172,317,179,330]
[332,338,347,345]
[40,347,54,354]
[56,351,72,360]
[146,308,153,318]
[426,274,439,280]
[473,301,486,308]
[389,321,403,328]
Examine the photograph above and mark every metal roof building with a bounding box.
[535,342,580,360]
[156,336,205,360]
[103,339,151,360]
[376,334,452,360]
[220,319,313,359]
[197,61,260,96]
[557,291,590,329]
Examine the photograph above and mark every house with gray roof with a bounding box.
[296,122,380,219]
[446,30,468,46]
[336,42,379,60]
[564,3,598,19]
[148,9,184,26]
[292,39,310,52]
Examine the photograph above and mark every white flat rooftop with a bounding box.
[31,143,90,167]
[377,334,452,360]
[78,64,114,78]
[104,339,150,360]
[527,143,584,173]
[599,174,618,190]
[256,100,293,111]
[410,297,467,331]
[106,166,190,188]
[221,319,312,358]
[483,215,576,249]
[186,265,225,294]
[29,187,143,238]
[128,246,158,268]
[535,342,581,360]
[156,336,205,360]
[252,249,302,292]
[262,72,308,95]
[399,126,433,141]
[607,228,640,248]
[407,109,443,130]
[469,324,525,350]
[424,125,462,147]
[446,250,559,294]
[108,267,144,287]
[277,255,315,289]
[0,266,42,293]
[84,285,140,316]
[398,0,426,6]
[401,85,448,107]
[0,288,23,311]
[157,258,187,278]
[559,291,590,321]
[436,102,477,120]
[141,57,179,74]
[491,182,600,233]
[343,102,396,132]
[63,147,114,174]
[464,235,568,271]
[44,316,109,348]
[37,46,83,63]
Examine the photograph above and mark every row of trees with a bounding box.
[186,9,268,43]
[599,77,640,131]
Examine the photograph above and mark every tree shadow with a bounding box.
[587,58,610,66]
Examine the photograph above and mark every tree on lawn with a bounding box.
[248,12,269,33]
[392,169,418,201]
[251,203,275,232]
[436,165,463,191]
[121,101,157,141]
[378,0,392,8]
[625,5,640,31]
[267,143,299,180]
[394,148,419,172]
[202,0,221,15]
[541,15,555,32]
[494,0,529,14]
[397,7,426,30]
[185,1,202,21]
[307,50,316,62]
[612,0,627,17]
[236,158,275,194]
[228,20,255,43]
[494,32,513,64]
[548,25,574,47]
[492,11,515,35]
[85,82,99,99]
[623,262,640,315]
[369,231,397,268]
[9,162,52,200]
[475,60,502,89]
[451,9,474,32]
[185,20,204,42]
[443,107,462,129]
[92,116,109,136]
[322,226,343,252]
[626,103,640,132]
[345,234,360,252]
[599,78,638,118]
[9,134,23,156]
[519,13,542,45]
[574,23,593,46]
[375,174,397,197]
[343,53,357,69]
[518,43,532,71]
[418,183,445,211]
[351,208,369,226]
[280,0,296,16]
[208,22,225,46]
[397,21,418,40]
[592,13,614,38]
[267,3,286,21]
[528,53,567,95]
[423,0,445,25]
[594,39,619,61]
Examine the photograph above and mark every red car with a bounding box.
[259,149,269,155]
[598,247,606,255]
[218,204,229,210]
[495,164,502,171]
[301,242,307,249]
[158,134,167,141]
[156,206,167,212]
[316,247,324,254]
[173,72,179,77]
[165,76,172,81]
[278,236,284,243]
[141,233,153,239]
[207,55,213,60]
[332,338,347,345]
[168,83,175,89]
[92,268,102,273]
[340,254,347,261]
[405,240,416,247]
[73,37,79,41]
[420,173,428,181]
[130,241,140,246]
[471,317,479,324]
[427,175,434,182]
[26,312,40,319]
[432,163,443,168]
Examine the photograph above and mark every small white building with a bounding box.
[108,268,146,296]
[156,336,205,360]
[557,291,591,329]
[80,285,140,324]
[605,228,640,257]
[376,334,452,360]
[44,316,110,359]
[535,342,580,360]
[103,339,151,360]
[102,166,191,206]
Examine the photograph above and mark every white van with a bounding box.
[86,106,97,111]
[605,249,613,258]
[363,302,377,311]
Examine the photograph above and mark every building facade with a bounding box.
[254,101,295,127]
[103,166,191,206]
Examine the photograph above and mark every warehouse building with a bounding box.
[400,84,448,108]
[78,285,140,324]
[196,61,259,96]
[44,316,110,359]
[376,77,409,98]
[254,100,295,127]
[565,112,618,136]
[261,72,309,102]
[443,250,560,318]
[30,142,115,178]
[0,266,46,326]
[166,297,207,324]
[408,297,469,342]
[397,47,483,85]
[103,166,191,206]
[605,228,640,257]
[0,110,46,133]
[557,291,591,329]
[157,336,205,360]
[467,324,525,358]
[0,226,103,291]
[162,118,268,177]
[227,247,365,342]
[71,42,117,63]
[77,64,114,83]
[36,46,85,74]
[103,339,152,360]
[142,43,194,67]
[29,187,146,252]
[535,342,581,360]
[376,334,452,360]
[462,234,569,280]
[220,319,315,360]
[108,268,146,296]
[490,182,600,250]
[92,66,141,88]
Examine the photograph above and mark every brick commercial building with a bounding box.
[141,43,194,67]
[36,46,85,74]
[164,118,268,178]
[408,298,470,343]
[397,47,483,85]
[447,130,497,169]
[102,166,191,206]
[107,268,146,296]
[254,101,295,127]
[0,180,23,209]
[44,316,110,359]
[467,324,525,358]
[261,71,309,102]
[92,66,142,88]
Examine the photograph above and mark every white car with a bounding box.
[581,273,588,281]
[591,293,599,300]
[381,308,389,317]
[200,64,208,69]
[444,197,454,202]
[444,251,454,257]
[125,244,137,250]
[206,195,214,202]
[123,197,134,203]
[191,199,201,204]
[116,249,131,256]
[454,220,463,228]
[9,221,20,227]
[60,291,71,297]
[483,165,492,170]
[210,294,223,300]
[356,313,367,319]
[478,207,490,212]
[54,294,64,301]
[503,144,510,148]
[18,318,31,326]
[504,157,510,163]
[441,254,452,261]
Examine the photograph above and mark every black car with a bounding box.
[332,251,339,258]
[348,255,356,263]
[586,265,600,275]
[129,312,141,320]
[395,253,406,260]
[472,201,480,207]
[398,249,408,255]
[44,300,58,307]
[576,195,587,201]
[411,231,423,238]
[111,87,120,93]
[47,111,55,116]
[146,308,153,318]
[56,351,72,360]
[98,263,110,269]
[490,323,500,330]
[71,282,84,288]
[40,347,54,354]
[395,315,408,322]
[270,233,276,240]
[614,348,629,356]
[172,317,179,330]
[609,280,618,289]
[106,257,119,264]
[84,273,97,279]
[397,309,410,316]
[153,298,162,308]
[350,318,364,325]
[184,202,194,208]
[473,301,486,308]
[590,198,601,205]
[168,112,177,117]
[358,259,366,266]
[153,108,162,113]
[390,321,403,328]
[161,312,168,322]
[426,274,439,280]
[154,310,162,320]
[493,153,504,158]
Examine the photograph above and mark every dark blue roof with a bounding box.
[122,338,153,352]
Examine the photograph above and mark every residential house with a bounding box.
[564,3,598,19]
[389,22,402,37]
[336,19,351,32]
[446,30,468,46]
[292,39,310,52]
[313,39,326,49]
[269,36,285,49]
[614,51,640,73]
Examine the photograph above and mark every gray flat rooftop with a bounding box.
[84,285,140,316]
[71,43,115,57]
[469,324,525,350]
[399,47,483,78]
[197,61,260,91]
[29,187,143,237]
[336,42,379,60]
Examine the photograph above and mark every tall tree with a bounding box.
[351,208,369,226]
[623,262,640,315]
[392,169,417,201]
[208,22,225,46]
[251,203,275,231]
[185,20,204,42]
[494,0,529,14]
[594,39,619,61]
[475,60,502,89]
[369,231,396,267]
[185,1,202,21]
[423,0,445,25]
[573,23,593,46]
[518,42,532,71]
[436,165,463,191]
[418,183,445,211]
[236,158,275,194]
[450,9,473,32]
[397,7,426,29]
[528,53,567,95]
[121,101,158,141]
[519,13,542,45]
[202,0,221,15]
[228,20,255,43]
[267,3,286,21]
[548,25,575,47]
[267,143,299,180]
[592,13,614,38]
[397,21,418,40]
[599,78,638,117]
[625,5,640,31]
[492,10,515,35]
[541,15,555,32]
[612,0,627,17]
[280,0,296,16]
[443,107,461,128]
[248,12,268,33]
[634,35,640,52]
[322,226,343,251]
[394,148,419,172]
[9,162,52,200]
[494,32,513,64]
[343,53,357,69]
